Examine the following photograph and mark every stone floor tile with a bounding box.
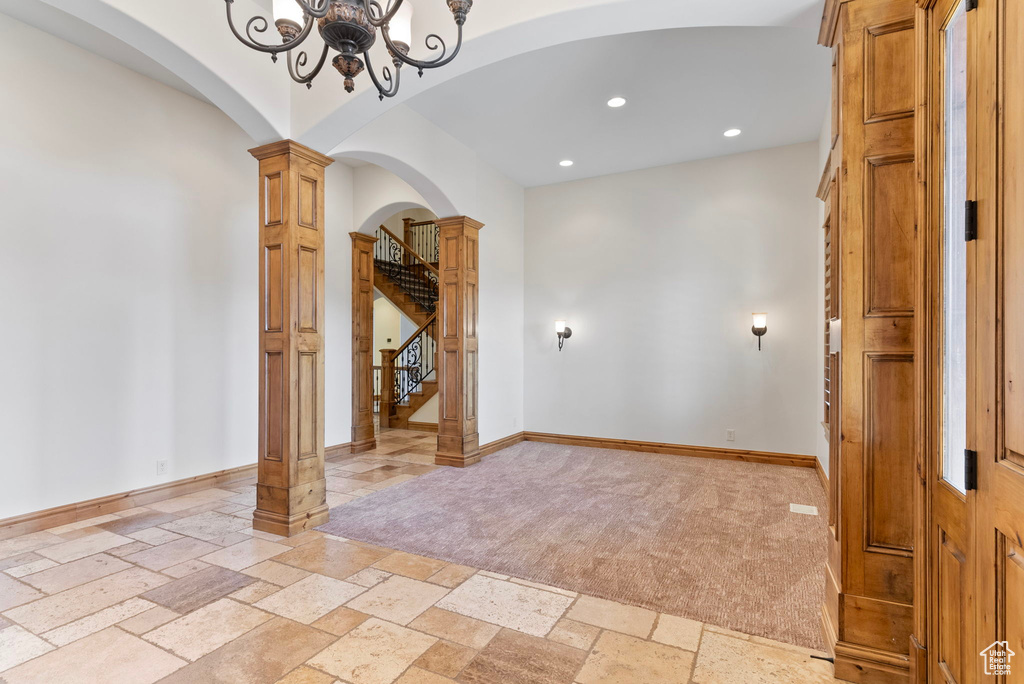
[145,597,272,661]
[372,551,449,581]
[4,558,58,578]
[567,595,657,639]
[0,552,45,572]
[690,631,834,684]
[346,575,450,625]
[425,564,477,589]
[207,531,254,547]
[337,462,388,474]
[576,631,694,684]
[254,573,366,624]
[326,492,356,507]
[347,567,392,588]
[274,538,391,581]
[408,607,501,650]
[435,574,573,637]
[42,597,155,646]
[157,618,335,684]
[413,639,476,678]
[509,577,577,598]
[652,613,703,652]
[159,511,251,541]
[457,628,587,684]
[243,559,311,586]
[18,552,130,594]
[310,605,370,636]
[117,605,180,635]
[164,559,212,578]
[35,530,134,563]
[147,489,238,514]
[124,536,220,571]
[275,665,339,684]
[545,617,601,650]
[326,476,369,493]
[128,527,184,546]
[45,515,120,536]
[0,532,63,561]
[307,617,437,684]
[394,668,456,684]
[200,537,291,571]
[476,570,509,580]
[0,626,185,684]
[141,565,256,613]
[230,580,282,604]
[278,530,327,548]
[366,475,418,491]
[96,510,177,536]
[4,567,167,633]
[106,541,154,558]
[0,624,54,672]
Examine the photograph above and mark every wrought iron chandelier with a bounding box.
[225,0,472,99]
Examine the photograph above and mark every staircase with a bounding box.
[374,222,440,430]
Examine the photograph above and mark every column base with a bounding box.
[351,424,376,454]
[436,433,480,467]
[834,641,910,684]
[253,480,329,537]
[350,436,377,454]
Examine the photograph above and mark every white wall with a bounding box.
[0,13,257,518]
[523,142,821,457]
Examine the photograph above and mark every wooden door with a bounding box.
[975,0,1024,679]
[925,0,979,681]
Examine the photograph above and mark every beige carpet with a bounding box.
[318,441,828,649]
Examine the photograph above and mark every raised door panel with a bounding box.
[866,155,916,317]
[865,20,916,123]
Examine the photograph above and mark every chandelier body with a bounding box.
[224,0,472,99]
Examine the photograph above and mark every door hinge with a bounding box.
[965,449,978,491]
[966,0,978,11]
[965,200,978,242]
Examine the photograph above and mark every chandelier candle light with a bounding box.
[225,0,472,99]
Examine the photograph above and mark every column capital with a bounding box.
[435,215,484,232]
[350,232,379,245]
[248,139,334,167]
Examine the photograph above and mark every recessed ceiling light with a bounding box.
[607,97,627,108]
[724,128,742,137]
[560,160,574,167]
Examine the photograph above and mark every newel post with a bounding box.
[378,348,397,429]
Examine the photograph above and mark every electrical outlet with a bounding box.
[156,460,169,476]
[726,429,736,442]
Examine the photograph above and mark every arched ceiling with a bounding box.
[4,0,825,156]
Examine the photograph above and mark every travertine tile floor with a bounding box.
[0,429,848,683]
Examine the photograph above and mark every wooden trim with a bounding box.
[325,442,353,460]
[834,640,911,683]
[816,457,830,495]
[821,603,839,657]
[819,0,844,47]
[0,463,257,541]
[407,421,438,434]
[521,432,817,469]
[479,431,526,458]
[817,151,834,200]
[247,139,334,167]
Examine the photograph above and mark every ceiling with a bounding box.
[407,26,831,187]
[0,1,211,104]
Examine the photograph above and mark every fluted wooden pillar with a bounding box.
[350,232,377,452]
[435,216,483,468]
[250,140,332,537]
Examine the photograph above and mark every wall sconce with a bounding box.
[751,313,768,351]
[555,320,573,351]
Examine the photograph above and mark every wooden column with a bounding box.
[378,348,396,429]
[435,216,483,467]
[250,140,332,537]
[350,232,377,453]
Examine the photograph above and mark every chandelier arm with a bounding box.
[224,1,315,54]
[292,0,333,19]
[363,50,401,100]
[364,0,404,29]
[288,42,331,87]
[382,23,463,72]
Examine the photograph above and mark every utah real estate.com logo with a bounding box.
[980,641,1015,676]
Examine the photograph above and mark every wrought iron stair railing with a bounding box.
[374,225,439,313]
[380,313,438,427]
[405,219,440,265]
